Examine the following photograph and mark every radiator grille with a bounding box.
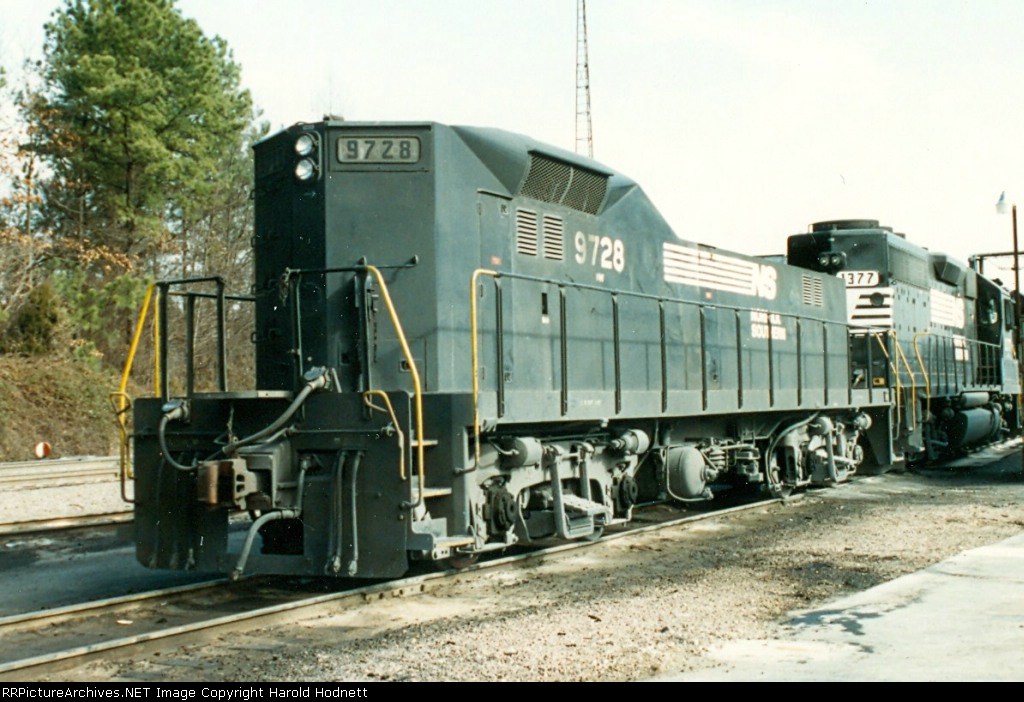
[561,168,607,214]
[519,153,608,215]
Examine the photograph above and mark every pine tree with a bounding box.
[25,0,253,271]
[18,0,257,366]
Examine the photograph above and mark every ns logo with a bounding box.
[755,264,777,301]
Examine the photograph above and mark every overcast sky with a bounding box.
[4,0,1024,280]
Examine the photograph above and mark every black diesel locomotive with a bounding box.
[790,220,1020,464]
[130,121,1020,578]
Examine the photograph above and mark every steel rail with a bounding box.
[0,470,118,486]
[0,512,132,536]
[8,432,1015,677]
[0,495,787,677]
[0,456,118,481]
[0,579,227,629]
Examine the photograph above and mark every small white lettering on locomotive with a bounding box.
[750,310,787,340]
[954,334,970,361]
[663,242,777,300]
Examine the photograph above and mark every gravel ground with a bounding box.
[38,447,1024,683]
[0,477,127,525]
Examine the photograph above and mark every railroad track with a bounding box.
[3,437,1018,678]
[0,512,133,536]
[0,456,130,536]
[0,456,119,486]
[0,495,782,679]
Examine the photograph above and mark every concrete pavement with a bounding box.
[663,530,1024,681]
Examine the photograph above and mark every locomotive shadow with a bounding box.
[912,441,1024,485]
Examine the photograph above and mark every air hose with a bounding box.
[158,401,198,472]
[221,367,332,455]
[157,366,332,470]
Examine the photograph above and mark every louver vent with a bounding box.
[801,275,824,307]
[542,215,564,260]
[516,209,539,256]
[519,153,608,215]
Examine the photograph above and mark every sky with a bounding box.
[3,0,1024,280]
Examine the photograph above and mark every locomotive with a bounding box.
[126,120,1020,579]
[789,220,1020,464]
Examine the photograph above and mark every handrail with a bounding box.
[111,282,157,503]
[363,390,406,480]
[470,269,499,470]
[108,391,134,504]
[152,288,161,394]
[472,269,853,327]
[890,330,918,430]
[155,276,229,398]
[117,282,157,406]
[277,261,423,505]
[873,332,901,435]
[912,331,933,417]
[363,264,426,510]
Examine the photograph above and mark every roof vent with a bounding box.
[519,153,608,215]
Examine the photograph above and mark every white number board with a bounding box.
[837,270,880,287]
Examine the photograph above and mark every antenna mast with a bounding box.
[575,0,593,158]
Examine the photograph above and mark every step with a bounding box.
[411,475,451,499]
[560,493,609,517]
[422,486,452,499]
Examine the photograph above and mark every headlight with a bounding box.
[295,158,316,181]
[830,253,844,267]
[817,254,831,267]
[295,134,316,156]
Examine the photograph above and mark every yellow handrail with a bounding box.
[363,390,405,480]
[890,330,917,430]
[470,269,499,469]
[117,283,156,409]
[108,391,134,503]
[873,331,901,434]
[111,282,158,503]
[152,288,161,394]
[364,265,425,508]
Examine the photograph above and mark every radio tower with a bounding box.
[575,0,593,158]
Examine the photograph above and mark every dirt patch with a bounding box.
[0,355,122,460]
